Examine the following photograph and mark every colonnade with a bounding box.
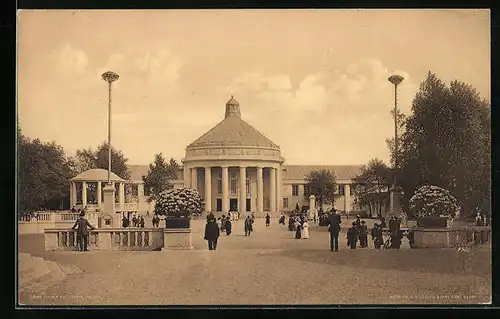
[185,165,282,214]
[69,181,142,209]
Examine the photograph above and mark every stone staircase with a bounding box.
[18,253,83,301]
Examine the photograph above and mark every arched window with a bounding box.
[230,172,237,195]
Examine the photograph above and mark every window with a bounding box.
[283,198,289,208]
[292,184,299,196]
[304,184,310,196]
[349,184,355,196]
[217,171,222,194]
[230,172,237,195]
[246,177,251,195]
[105,218,111,226]
[338,184,345,196]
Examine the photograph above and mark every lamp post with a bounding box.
[388,74,404,218]
[101,71,119,184]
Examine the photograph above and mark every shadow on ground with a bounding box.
[265,248,491,278]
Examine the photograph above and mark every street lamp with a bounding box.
[388,74,404,217]
[101,71,119,185]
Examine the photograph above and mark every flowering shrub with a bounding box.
[154,187,204,218]
[409,185,459,218]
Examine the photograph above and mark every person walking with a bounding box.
[389,216,402,249]
[140,215,145,228]
[359,220,368,248]
[244,216,253,236]
[301,220,310,239]
[71,212,96,252]
[225,216,232,236]
[295,220,302,239]
[122,215,129,228]
[347,222,359,249]
[327,210,342,252]
[265,213,270,227]
[204,217,220,250]
[371,223,384,249]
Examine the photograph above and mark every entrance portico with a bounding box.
[182,97,284,217]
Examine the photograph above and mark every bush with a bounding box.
[409,185,459,218]
[154,187,204,218]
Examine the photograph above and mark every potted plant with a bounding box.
[154,187,204,229]
[409,185,459,228]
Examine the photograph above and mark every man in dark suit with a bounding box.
[71,212,96,252]
[204,217,220,250]
[327,210,342,252]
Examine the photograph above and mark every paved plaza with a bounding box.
[18,218,491,305]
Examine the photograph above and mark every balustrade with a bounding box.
[45,228,163,251]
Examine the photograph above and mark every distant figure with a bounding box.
[71,212,95,252]
[288,216,295,231]
[359,220,368,248]
[295,220,302,239]
[204,217,220,250]
[221,215,226,231]
[407,226,415,249]
[132,215,137,228]
[122,216,129,228]
[265,213,270,227]
[313,213,317,223]
[207,211,215,221]
[244,216,253,236]
[380,217,387,229]
[146,210,150,217]
[140,215,145,228]
[301,220,309,239]
[327,210,342,252]
[71,206,77,213]
[217,217,222,230]
[355,215,361,228]
[279,213,285,225]
[251,213,255,222]
[347,222,359,249]
[225,217,232,236]
[389,216,402,249]
[371,223,383,249]
[228,211,232,221]
[237,211,241,220]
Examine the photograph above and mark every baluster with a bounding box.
[58,232,62,247]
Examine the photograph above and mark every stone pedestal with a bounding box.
[413,228,451,248]
[103,183,117,228]
[389,185,405,221]
[309,195,316,219]
[162,228,193,250]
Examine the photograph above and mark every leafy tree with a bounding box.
[385,108,407,172]
[303,169,337,211]
[74,141,131,179]
[142,153,180,202]
[18,127,75,214]
[398,71,490,218]
[353,158,392,218]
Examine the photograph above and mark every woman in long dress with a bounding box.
[301,221,310,239]
[295,220,302,239]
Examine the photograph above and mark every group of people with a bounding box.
[203,212,257,250]
[121,214,145,228]
[286,213,309,239]
[151,214,162,227]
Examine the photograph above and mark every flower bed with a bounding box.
[154,188,204,229]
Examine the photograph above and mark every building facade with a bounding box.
[70,98,373,219]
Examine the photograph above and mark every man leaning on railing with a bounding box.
[71,211,96,252]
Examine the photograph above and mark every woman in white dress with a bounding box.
[301,221,310,239]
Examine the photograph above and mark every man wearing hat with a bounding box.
[71,211,96,252]
[327,209,342,252]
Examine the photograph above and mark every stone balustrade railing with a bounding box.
[45,228,164,251]
[413,226,491,248]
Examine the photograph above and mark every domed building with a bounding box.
[127,97,369,218]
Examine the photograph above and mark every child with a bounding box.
[347,222,359,249]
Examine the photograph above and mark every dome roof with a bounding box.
[70,168,126,182]
[187,97,279,150]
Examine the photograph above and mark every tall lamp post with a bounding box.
[388,74,404,219]
[101,71,119,227]
[101,71,119,184]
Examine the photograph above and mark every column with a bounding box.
[270,167,276,213]
[257,166,263,213]
[183,166,190,188]
[239,166,246,214]
[97,181,102,206]
[276,166,282,212]
[70,182,76,208]
[119,182,125,210]
[204,167,212,212]
[82,181,88,208]
[345,184,351,213]
[191,167,198,191]
[222,166,229,213]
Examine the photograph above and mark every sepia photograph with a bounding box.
[17,9,491,306]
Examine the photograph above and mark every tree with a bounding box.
[409,185,459,218]
[142,153,180,201]
[398,71,490,218]
[18,127,76,215]
[303,169,337,211]
[385,108,407,171]
[155,188,204,218]
[352,158,392,218]
[74,142,131,179]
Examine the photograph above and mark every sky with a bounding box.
[17,9,490,166]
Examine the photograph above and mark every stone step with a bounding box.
[19,257,51,288]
